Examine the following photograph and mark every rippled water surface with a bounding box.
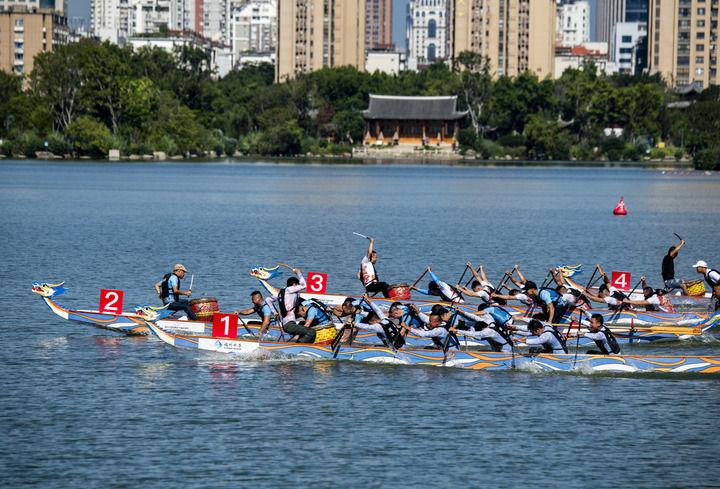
[1,161,719,488]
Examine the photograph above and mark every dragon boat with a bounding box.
[252,274,714,327]
[32,281,218,336]
[33,281,717,346]
[564,277,712,305]
[145,320,720,375]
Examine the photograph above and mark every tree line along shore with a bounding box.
[1,40,719,169]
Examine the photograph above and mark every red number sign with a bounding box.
[306,272,327,294]
[611,271,631,291]
[212,313,238,339]
[100,289,123,315]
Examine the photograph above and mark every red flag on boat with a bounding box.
[613,197,627,215]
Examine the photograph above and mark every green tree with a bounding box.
[66,115,112,156]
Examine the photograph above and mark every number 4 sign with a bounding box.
[611,271,631,291]
[306,272,328,294]
[212,313,238,339]
[100,289,124,315]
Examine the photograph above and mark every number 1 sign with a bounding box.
[100,289,123,315]
[611,271,631,291]
[306,272,328,294]
[212,313,238,339]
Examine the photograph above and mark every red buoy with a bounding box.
[613,197,627,215]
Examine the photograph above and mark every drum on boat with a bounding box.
[686,279,706,297]
[388,283,411,300]
[314,325,339,345]
[189,297,219,322]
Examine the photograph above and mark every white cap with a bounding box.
[692,260,707,268]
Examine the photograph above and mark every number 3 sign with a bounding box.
[611,271,631,291]
[100,289,124,314]
[212,313,238,339]
[306,272,328,294]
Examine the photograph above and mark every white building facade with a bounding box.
[406,0,447,66]
[612,21,645,73]
[229,0,275,58]
[557,1,590,47]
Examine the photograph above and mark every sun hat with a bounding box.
[174,264,188,272]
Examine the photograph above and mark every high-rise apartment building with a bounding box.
[406,0,447,65]
[448,0,555,78]
[557,1,590,47]
[275,0,365,81]
[0,8,68,76]
[648,0,718,88]
[365,0,392,49]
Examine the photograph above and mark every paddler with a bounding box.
[583,314,621,355]
[523,280,569,323]
[265,268,316,343]
[297,299,334,329]
[583,265,632,311]
[450,308,513,352]
[411,266,465,303]
[662,240,689,295]
[357,237,390,297]
[622,277,674,312]
[234,290,275,335]
[154,264,199,320]
[454,262,504,305]
[692,260,720,312]
[402,304,460,351]
[515,319,568,354]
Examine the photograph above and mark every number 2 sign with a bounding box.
[611,271,631,291]
[100,289,124,314]
[212,313,238,339]
[306,272,328,294]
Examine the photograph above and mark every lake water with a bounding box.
[1,160,719,488]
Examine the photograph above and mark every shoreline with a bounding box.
[0,153,708,170]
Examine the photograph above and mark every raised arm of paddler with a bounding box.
[549,268,567,287]
[363,293,388,321]
[466,262,492,287]
[507,265,527,288]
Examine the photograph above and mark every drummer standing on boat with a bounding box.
[692,261,720,312]
[358,237,390,297]
[662,240,689,295]
[154,264,198,320]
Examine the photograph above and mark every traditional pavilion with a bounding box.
[362,94,468,145]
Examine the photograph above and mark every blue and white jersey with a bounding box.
[483,306,513,326]
[305,303,332,326]
[584,331,618,355]
[456,328,512,353]
[539,289,565,307]
[163,274,180,304]
[526,329,565,354]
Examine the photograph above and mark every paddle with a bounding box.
[457,264,470,288]
[572,318,582,367]
[277,262,295,272]
[331,324,347,357]
[674,232,683,242]
[490,268,515,300]
[353,232,371,240]
[607,277,644,324]
[410,270,428,289]
[189,274,194,292]
[238,317,255,337]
